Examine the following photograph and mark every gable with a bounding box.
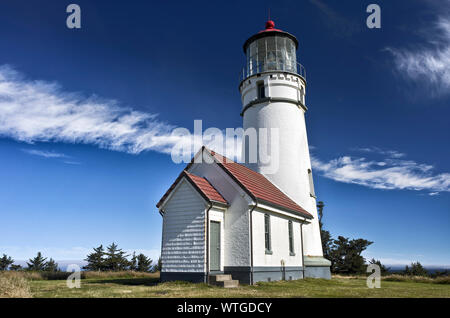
[157,171,228,210]
[159,178,208,212]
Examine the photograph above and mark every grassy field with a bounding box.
[1,271,449,298]
[2,272,445,298]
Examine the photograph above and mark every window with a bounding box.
[308,169,315,197]
[300,86,305,105]
[288,220,295,255]
[258,83,265,99]
[264,214,272,254]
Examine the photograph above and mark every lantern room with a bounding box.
[241,20,305,81]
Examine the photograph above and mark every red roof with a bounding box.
[184,172,227,204]
[203,148,313,219]
[156,171,227,208]
[157,147,313,219]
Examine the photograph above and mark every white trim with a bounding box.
[253,203,310,224]
[208,208,225,272]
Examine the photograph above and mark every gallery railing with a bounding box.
[240,61,306,82]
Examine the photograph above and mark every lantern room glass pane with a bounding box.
[248,41,257,75]
[257,38,266,72]
[245,35,297,76]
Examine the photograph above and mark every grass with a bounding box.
[1,271,449,298]
[0,272,32,298]
[5,272,446,298]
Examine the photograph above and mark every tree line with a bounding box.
[316,201,448,277]
[0,242,161,273]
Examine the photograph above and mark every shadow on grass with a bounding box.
[88,277,161,286]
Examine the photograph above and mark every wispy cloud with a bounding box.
[0,65,184,155]
[308,0,360,37]
[2,66,448,194]
[21,149,69,159]
[21,148,82,165]
[352,146,406,159]
[0,65,240,159]
[311,154,449,194]
[386,15,450,96]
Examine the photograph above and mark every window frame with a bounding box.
[308,169,316,198]
[257,82,266,99]
[288,220,295,256]
[264,213,272,254]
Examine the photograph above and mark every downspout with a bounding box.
[300,222,305,279]
[205,203,212,284]
[159,209,165,277]
[249,204,257,285]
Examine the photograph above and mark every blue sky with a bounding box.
[0,0,449,266]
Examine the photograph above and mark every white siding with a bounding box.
[189,158,252,267]
[161,179,207,273]
[252,208,304,267]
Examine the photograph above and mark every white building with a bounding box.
[157,20,331,284]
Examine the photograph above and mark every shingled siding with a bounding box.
[161,180,207,273]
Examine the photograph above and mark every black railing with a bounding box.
[240,61,306,82]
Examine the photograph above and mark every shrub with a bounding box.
[83,270,158,279]
[382,274,450,284]
[435,276,450,284]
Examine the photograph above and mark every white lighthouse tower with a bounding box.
[240,20,331,277]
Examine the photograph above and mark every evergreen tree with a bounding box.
[316,200,375,275]
[329,236,373,274]
[104,243,130,271]
[129,252,138,271]
[83,245,106,271]
[368,258,390,276]
[136,254,152,272]
[26,252,48,271]
[404,261,428,276]
[0,254,14,270]
[9,264,23,271]
[44,258,59,272]
[404,265,410,275]
[317,201,332,260]
[153,257,162,272]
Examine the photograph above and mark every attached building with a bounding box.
[157,147,330,284]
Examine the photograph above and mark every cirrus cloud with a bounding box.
[21,149,69,158]
[386,15,450,96]
[1,65,448,195]
[0,65,183,155]
[311,155,449,194]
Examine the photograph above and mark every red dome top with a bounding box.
[259,19,282,33]
[265,20,275,29]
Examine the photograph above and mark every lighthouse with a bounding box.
[240,20,330,275]
[157,20,331,285]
